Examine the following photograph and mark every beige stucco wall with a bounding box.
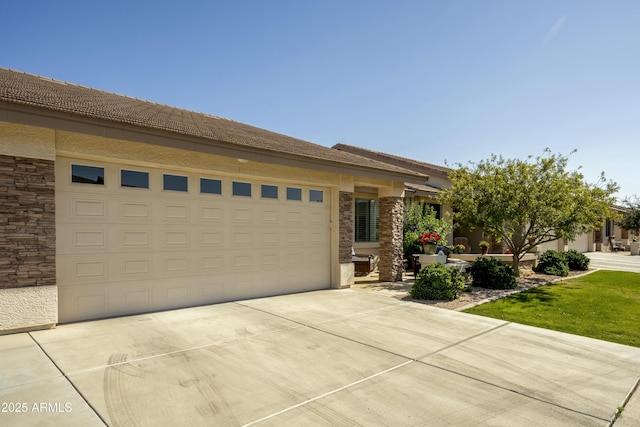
[0,286,57,334]
[55,130,343,187]
[0,121,56,160]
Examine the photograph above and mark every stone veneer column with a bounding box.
[336,191,354,288]
[0,155,56,288]
[0,154,57,332]
[339,191,353,263]
[379,196,404,282]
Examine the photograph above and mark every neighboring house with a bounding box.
[531,206,636,254]
[595,205,637,251]
[0,68,427,333]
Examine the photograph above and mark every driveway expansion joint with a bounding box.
[27,332,108,426]
[241,360,414,427]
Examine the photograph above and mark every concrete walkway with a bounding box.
[1,289,639,426]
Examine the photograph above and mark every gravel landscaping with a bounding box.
[352,269,594,311]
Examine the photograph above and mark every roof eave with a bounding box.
[0,101,428,184]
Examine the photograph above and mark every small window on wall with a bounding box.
[261,184,278,199]
[200,178,222,195]
[427,203,441,219]
[309,190,323,202]
[121,170,149,189]
[233,181,251,197]
[286,187,302,201]
[163,174,188,192]
[606,219,613,237]
[72,165,104,185]
[355,198,379,242]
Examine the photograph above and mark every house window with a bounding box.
[287,187,302,201]
[233,181,251,197]
[200,178,222,195]
[163,174,188,192]
[606,219,613,237]
[121,170,149,189]
[261,184,278,199]
[355,199,379,242]
[309,190,324,202]
[427,203,441,219]
[72,164,104,185]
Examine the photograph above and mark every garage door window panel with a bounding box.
[121,170,149,189]
[233,181,252,197]
[164,174,188,192]
[200,178,222,195]
[310,190,323,203]
[261,185,278,199]
[72,164,104,185]
[287,187,302,201]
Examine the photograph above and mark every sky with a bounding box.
[2,1,639,200]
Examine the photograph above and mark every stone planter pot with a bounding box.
[423,243,437,255]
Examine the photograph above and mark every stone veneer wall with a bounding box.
[379,196,404,282]
[339,191,353,263]
[0,155,56,289]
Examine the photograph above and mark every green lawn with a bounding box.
[463,270,640,347]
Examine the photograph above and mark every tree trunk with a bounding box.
[512,254,520,277]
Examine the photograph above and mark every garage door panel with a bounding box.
[223,278,254,301]
[259,208,280,224]
[257,252,280,269]
[198,254,224,272]
[58,255,109,285]
[160,202,191,222]
[229,252,254,270]
[58,195,108,222]
[57,224,109,253]
[119,199,152,221]
[121,287,153,309]
[118,255,154,279]
[199,230,225,247]
[198,204,224,222]
[160,255,190,275]
[231,207,254,222]
[120,227,153,250]
[57,157,331,322]
[58,284,110,322]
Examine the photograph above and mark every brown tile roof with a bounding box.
[332,143,450,177]
[0,68,426,181]
[405,182,443,196]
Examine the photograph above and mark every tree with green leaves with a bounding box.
[619,195,640,235]
[440,149,618,276]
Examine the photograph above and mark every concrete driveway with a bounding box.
[2,289,640,426]
[586,251,640,273]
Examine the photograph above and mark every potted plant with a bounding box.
[420,231,442,255]
[479,240,490,255]
[453,243,468,254]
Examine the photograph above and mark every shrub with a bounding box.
[468,257,517,289]
[534,250,569,276]
[564,249,590,271]
[410,263,465,301]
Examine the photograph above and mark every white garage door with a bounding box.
[567,232,590,253]
[56,157,330,323]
